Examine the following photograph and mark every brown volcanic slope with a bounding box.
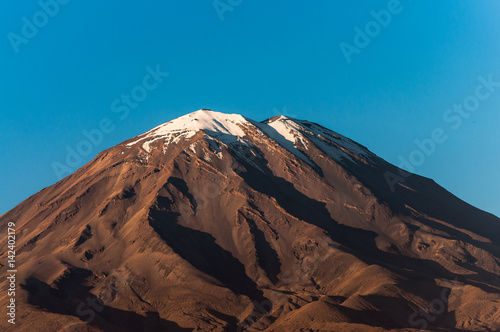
[1,110,500,332]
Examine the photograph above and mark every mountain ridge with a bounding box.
[121,109,377,168]
[1,109,500,331]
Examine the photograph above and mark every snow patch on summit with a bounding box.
[253,116,314,166]
[123,109,376,167]
[146,110,246,139]
[126,110,248,148]
[257,115,375,164]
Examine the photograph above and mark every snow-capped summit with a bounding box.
[135,109,247,139]
[124,109,249,149]
[124,109,376,165]
[5,108,500,332]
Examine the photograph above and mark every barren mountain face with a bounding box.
[1,109,499,332]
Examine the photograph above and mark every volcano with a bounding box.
[1,109,500,331]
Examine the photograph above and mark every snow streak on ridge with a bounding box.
[123,109,376,165]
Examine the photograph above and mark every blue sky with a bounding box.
[1,0,499,217]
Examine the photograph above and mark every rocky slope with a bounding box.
[1,109,499,331]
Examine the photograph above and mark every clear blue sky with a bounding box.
[1,1,499,217]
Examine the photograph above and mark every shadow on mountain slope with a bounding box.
[21,270,190,332]
[148,197,266,301]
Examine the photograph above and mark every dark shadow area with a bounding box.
[21,268,191,332]
[74,224,92,247]
[412,214,500,257]
[336,158,500,294]
[240,212,281,284]
[245,122,324,176]
[350,153,500,259]
[206,309,240,332]
[167,177,197,209]
[454,261,500,294]
[351,158,500,245]
[230,146,487,330]
[150,176,278,329]
[237,153,395,265]
[149,194,264,301]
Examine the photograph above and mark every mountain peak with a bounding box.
[265,115,292,123]
[125,109,248,147]
[5,109,500,332]
[169,109,247,128]
[123,109,377,165]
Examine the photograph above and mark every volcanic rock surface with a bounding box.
[1,110,500,331]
